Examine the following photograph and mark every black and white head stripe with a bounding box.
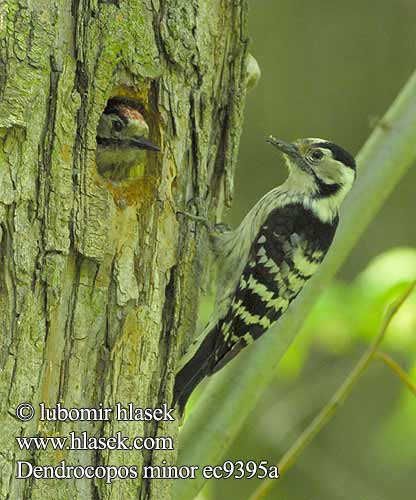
[312,176,341,198]
[314,142,356,169]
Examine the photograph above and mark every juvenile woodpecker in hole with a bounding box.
[174,137,356,413]
[96,97,159,180]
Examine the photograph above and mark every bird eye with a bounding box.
[113,120,123,132]
[310,149,323,161]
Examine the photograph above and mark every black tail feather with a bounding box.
[172,326,218,414]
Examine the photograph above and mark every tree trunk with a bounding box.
[0,1,248,499]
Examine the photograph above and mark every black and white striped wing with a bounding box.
[211,203,337,372]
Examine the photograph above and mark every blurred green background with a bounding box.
[197,1,416,499]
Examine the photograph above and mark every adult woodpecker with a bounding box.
[174,137,356,413]
[96,97,159,180]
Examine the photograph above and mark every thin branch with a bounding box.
[174,68,416,500]
[249,282,415,500]
[374,351,416,396]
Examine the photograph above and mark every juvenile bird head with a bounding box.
[267,136,356,207]
[96,97,159,179]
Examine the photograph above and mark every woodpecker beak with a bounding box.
[131,136,160,152]
[267,135,311,173]
[266,136,299,159]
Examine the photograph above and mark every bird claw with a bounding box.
[176,210,210,228]
[177,199,233,238]
[177,197,210,227]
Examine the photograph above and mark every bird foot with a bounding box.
[176,210,210,228]
[177,199,233,238]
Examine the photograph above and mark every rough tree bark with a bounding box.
[0,1,249,499]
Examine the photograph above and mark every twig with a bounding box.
[374,351,416,396]
[249,281,416,500]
